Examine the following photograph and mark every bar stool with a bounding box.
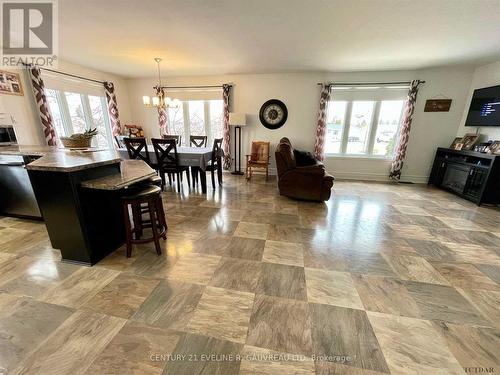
[122,185,167,257]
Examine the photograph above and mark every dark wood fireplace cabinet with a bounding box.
[428,148,500,206]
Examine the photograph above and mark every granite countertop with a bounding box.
[0,145,122,172]
[27,149,121,172]
[81,160,156,190]
[0,145,58,156]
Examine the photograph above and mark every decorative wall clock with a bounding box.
[259,99,288,129]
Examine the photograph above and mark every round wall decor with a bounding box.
[259,99,288,129]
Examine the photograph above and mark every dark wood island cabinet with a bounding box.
[17,148,157,265]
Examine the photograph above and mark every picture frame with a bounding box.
[473,142,490,153]
[461,133,480,151]
[424,99,452,112]
[0,70,24,96]
[449,137,463,150]
[488,140,500,155]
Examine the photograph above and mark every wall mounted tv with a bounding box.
[465,84,500,127]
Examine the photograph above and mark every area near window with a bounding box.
[167,99,224,146]
[46,89,113,149]
[325,87,406,158]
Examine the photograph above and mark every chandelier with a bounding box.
[142,58,180,109]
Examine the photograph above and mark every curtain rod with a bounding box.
[39,67,104,84]
[156,84,232,89]
[317,80,425,86]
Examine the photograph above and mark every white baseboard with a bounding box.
[239,167,277,176]
[229,167,428,184]
[328,170,429,184]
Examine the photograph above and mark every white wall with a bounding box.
[1,59,132,145]
[0,69,42,144]
[126,65,473,182]
[456,60,500,141]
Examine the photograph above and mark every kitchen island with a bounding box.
[2,146,156,265]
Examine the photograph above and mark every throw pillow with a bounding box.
[293,149,317,166]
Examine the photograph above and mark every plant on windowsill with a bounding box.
[60,128,98,149]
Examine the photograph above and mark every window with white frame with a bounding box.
[45,88,114,149]
[166,99,224,146]
[325,87,406,158]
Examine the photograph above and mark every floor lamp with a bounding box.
[229,113,246,175]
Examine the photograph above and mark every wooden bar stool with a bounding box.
[122,185,167,257]
[135,175,164,238]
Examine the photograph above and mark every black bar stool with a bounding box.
[135,175,164,231]
[122,184,167,257]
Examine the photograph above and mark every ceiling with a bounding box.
[58,0,500,78]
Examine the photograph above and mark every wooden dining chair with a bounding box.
[114,135,126,148]
[190,135,208,147]
[123,137,151,165]
[189,135,208,187]
[206,138,223,189]
[162,134,182,146]
[151,138,190,193]
[246,141,271,181]
[191,138,223,189]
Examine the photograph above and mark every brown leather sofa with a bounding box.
[275,138,334,201]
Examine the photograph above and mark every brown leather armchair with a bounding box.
[275,138,334,201]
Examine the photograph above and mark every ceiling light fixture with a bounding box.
[142,58,180,109]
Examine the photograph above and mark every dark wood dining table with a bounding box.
[118,146,217,193]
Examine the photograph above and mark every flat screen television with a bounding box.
[465,84,500,127]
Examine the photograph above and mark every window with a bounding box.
[46,88,114,149]
[187,101,206,136]
[166,99,224,145]
[373,100,405,156]
[325,101,346,154]
[167,105,185,137]
[346,101,375,154]
[325,90,405,158]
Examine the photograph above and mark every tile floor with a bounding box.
[0,174,499,374]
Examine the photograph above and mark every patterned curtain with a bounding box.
[103,81,122,137]
[28,65,57,146]
[157,88,169,137]
[389,80,421,180]
[313,83,333,161]
[222,84,232,170]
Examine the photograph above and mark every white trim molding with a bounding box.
[329,170,428,184]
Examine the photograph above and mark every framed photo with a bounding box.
[449,137,463,150]
[0,70,24,96]
[461,133,480,151]
[473,143,490,153]
[489,141,500,155]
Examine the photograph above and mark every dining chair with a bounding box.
[205,138,223,189]
[190,135,208,147]
[151,138,190,193]
[246,141,271,181]
[114,135,126,148]
[162,134,182,146]
[123,137,152,165]
[189,135,208,187]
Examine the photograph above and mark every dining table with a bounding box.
[118,146,218,193]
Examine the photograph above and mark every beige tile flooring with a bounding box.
[0,174,500,374]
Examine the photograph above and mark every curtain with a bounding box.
[103,81,122,137]
[157,88,169,137]
[389,80,421,180]
[313,83,333,161]
[222,84,231,170]
[28,65,57,146]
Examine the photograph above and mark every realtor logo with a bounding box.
[1,0,58,67]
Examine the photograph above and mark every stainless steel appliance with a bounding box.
[0,154,42,219]
[0,125,17,145]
